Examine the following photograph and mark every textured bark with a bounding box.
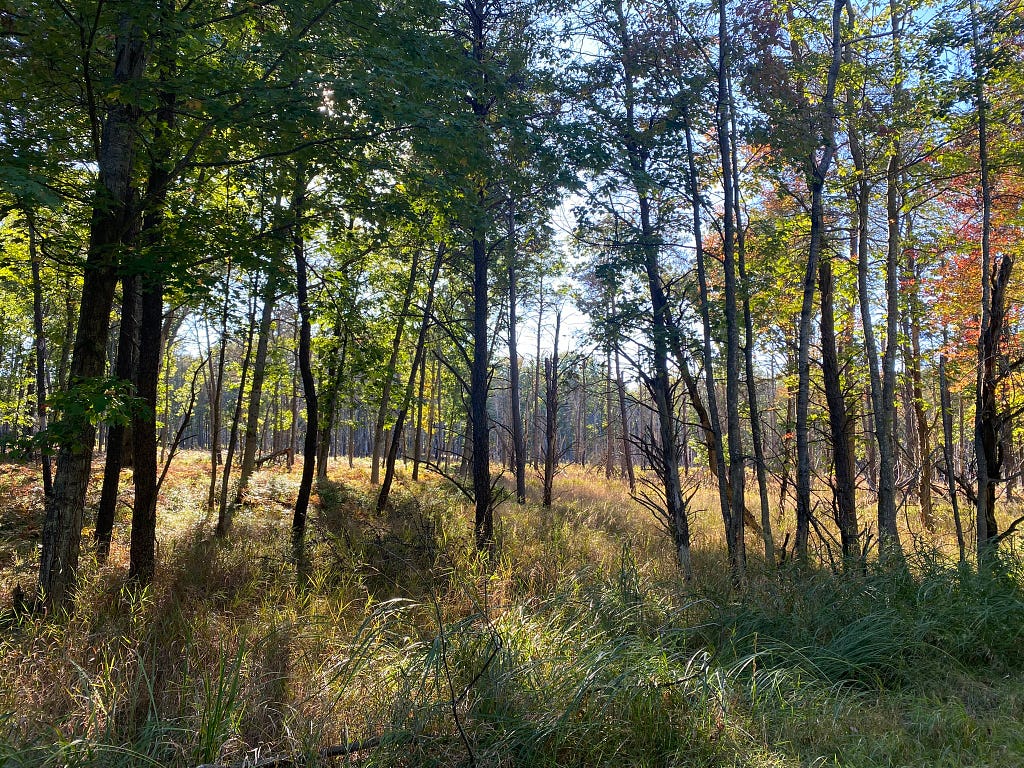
[794,0,843,561]
[129,32,176,584]
[819,254,859,561]
[291,168,316,553]
[971,0,1002,561]
[38,12,148,610]
[718,1,746,580]
[96,274,140,559]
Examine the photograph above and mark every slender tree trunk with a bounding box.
[371,249,420,485]
[470,232,493,550]
[28,212,53,499]
[614,340,636,493]
[849,104,896,553]
[939,343,966,563]
[317,328,347,481]
[235,270,278,504]
[795,0,843,561]
[543,311,562,508]
[532,277,544,470]
[95,275,140,559]
[291,166,316,553]
[412,352,427,481]
[378,246,442,512]
[507,217,527,504]
[605,345,615,480]
[905,244,934,531]
[205,261,232,514]
[732,106,775,564]
[819,253,859,561]
[217,285,257,534]
[717,7,746,580]
[684,110,728,576]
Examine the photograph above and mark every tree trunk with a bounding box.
[819,252,859,561]
[28,211,53,499]
[38,11,148,610]
[217,284,257,534]
[234,270,278,504]
[614,340,635,493]
[95,274,140,559]
[717,4,746,580]
[317,327,347,481]
[507,214,527,503]
[471,233,493,550]
[378,246,442,512]
[795,0,843,561]
[291,166,316,554]
[543,311,562,508]
[371,249,420,485]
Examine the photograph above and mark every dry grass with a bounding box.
[0,453,1021,767]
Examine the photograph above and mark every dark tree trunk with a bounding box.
[412,353,427,481]
[543,312,561,508]
[717,2,746,580]
[317,328,347,481]
[38,11,148,610]
[819,253,859,561]
[378,246,442,512]
[28,212,53,499]
[507,214,527,504]
[217,286,257,534]
[371,249,420,485]
[129,34,176,584]
[96,274,140,559]
[235,271,278,505]
[795,0,843,561]
[291,167,316,554]
[471,233,493,550]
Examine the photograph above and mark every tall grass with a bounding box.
[0,460,1022,766]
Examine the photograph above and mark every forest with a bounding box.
[1,0,1024,765]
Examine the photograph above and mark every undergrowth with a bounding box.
[0,459,1022,767]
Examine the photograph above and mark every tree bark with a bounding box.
[371,249,420,485]
[507,212,527,503]
[95,274,140,559]
[38,11,148,610]
[378,246,442,512]
[291,166,316,553]
[234,269,278,505]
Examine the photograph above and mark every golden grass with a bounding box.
[0,453,1021,767]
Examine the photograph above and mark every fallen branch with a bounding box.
[194,732,412,768]
[255,448,290,468]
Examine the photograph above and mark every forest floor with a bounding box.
[0,453,1023,767]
